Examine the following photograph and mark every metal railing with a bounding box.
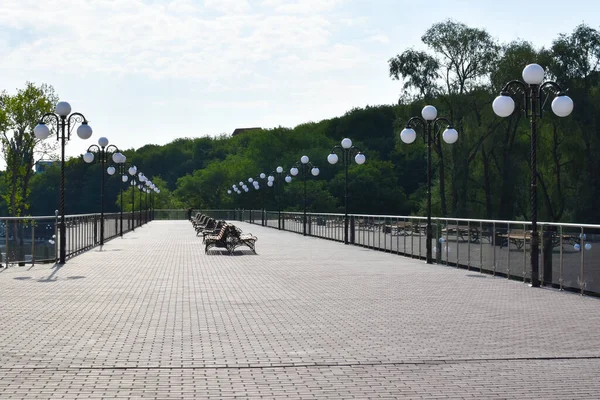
[201,209,600,296]
[1,210,152,267]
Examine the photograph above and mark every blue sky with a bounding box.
[0,0,598,160]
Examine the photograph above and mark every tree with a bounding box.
[0,83,58,217]
[0,83,58,245]
[389,21,500,217]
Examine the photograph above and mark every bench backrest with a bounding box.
[213,224,229,241]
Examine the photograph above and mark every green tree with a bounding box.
[0,82,58,219]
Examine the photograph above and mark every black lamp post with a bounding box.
[255,173,267,226]
[400,106,458,264]
[137,183,144,226]
[492,63,573,287]
[151,186,159,220]
[83,138,124,246]
[245,176,264,225]
[229,184,243,220]
[35,101,93,264]
[327,138,366,245]
[290,156,320,236]
[267,167,292,230]
[127,166,144,231]
[107,160,132,237]
[144,180,153,223]
[144,180,156,221]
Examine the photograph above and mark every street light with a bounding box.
[144,179,153,223]
[83,137,124,246]
[493,63,573,287]
[290,156,320,236]
[246,173,268,225]
[327,138,365,245]
[108,157,132,237]
[268,166,291,230]
[152,186,159,219]
[400,105,458,264]
[128,165,142,230]
[35,101,93,264]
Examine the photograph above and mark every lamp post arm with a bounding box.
[406,116,426,129]
[350,146,363,157]
[305,161,317,174]
[432,117,454,141]
[38,113,60,127]
[540,80,564,93]
[65,112,88,140]
[539,81,567,118]
[86,144,101,153]
[406,117,427,143]
[105,144,121,154]
[500,80,528,94]
[500,80,530,117]
[329,144,343,156]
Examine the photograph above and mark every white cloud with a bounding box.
[368,34,390,44]
[204,0,251,14]
[264,0,345,14]
[0,0,364,91]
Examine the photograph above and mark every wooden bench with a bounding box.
[192,214,209,229]
[498,230,579,250]
[229,225,258,254]
[201,220,226,243]
[194,216,217,234]
[204,224,232,254]
[195,218,216,236]
[441,225,481,243]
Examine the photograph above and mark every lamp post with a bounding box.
[108,160,132,237]
[127,166,143,230]
[143,179,152,223]
[492,63,573,287]
[256,173,267,226]
[137,182,145,226]
[327,138,366,245]
[35,101,93,264]
[267,167,291,230]
[83,138,124,246]
[230,184,243,220]
[290,156,320,236]
[153,186,160,219]
[400,106,458,264]
[147,182,156,221]
[246,174,268,225]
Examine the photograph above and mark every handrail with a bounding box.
[201,208,600,297]
[1,210,152,267]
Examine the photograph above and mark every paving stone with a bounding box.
[0,221,599,398]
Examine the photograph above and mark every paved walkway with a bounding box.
[1,221,599,399]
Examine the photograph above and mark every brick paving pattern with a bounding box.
[0,221,599,399]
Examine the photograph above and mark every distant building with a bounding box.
[35,160,57,174]
[232,127,261,136]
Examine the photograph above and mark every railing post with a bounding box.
[4,219,8,268]
[542,225,554,286]
[31,223,35,266]
[93,215,98,245]
[350,216,355,244]
[54,212,59,263]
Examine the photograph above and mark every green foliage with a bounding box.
[6,22,600,224]
[0,82,57,217]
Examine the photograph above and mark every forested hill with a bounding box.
[14,21,600,224]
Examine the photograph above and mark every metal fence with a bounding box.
[1,210,152,267]
[199,209,600,296]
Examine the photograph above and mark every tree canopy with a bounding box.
[3,21,600,224]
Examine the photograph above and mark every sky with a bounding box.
[1,0,599,161]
